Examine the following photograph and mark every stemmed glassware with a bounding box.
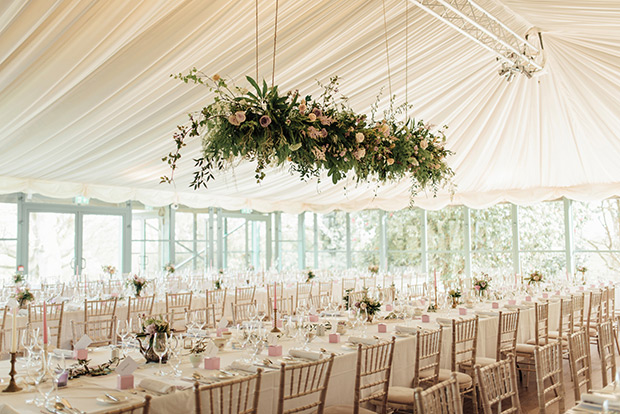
[116,319,132,358]
[25,351,43,405]
[47,353,66,405]
[152,332,169,376]
[21,326,40,358]
[167,334,183,377]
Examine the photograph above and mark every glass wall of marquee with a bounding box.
[0,192,619,283]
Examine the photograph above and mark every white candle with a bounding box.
[11,305,17,353]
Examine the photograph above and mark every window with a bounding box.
[471,204,512,273]
[0,203,17,280]
[387,209,421,269]
[427,206,464,278]
[316,211,347,270]
[350,210,380,268]
[519,202,565,276]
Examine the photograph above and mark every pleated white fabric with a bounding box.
[0,0,619,212]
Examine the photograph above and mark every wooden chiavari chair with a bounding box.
[572,292,586,330]
[325,338,395,414]
[341,278,357,300]
[101,395,151,414]
[477,310,520,367]
[309,292,330,311]
[475,355,522,414]
[361,276,376,290]
[103,280,123,296]
[452,317,479,414]
[231,301,257,325]
[567,329,592,401]
[407,283,427,298]
[28,302,64,348]
[42,282,65,297]
[346,291,366,309]
[379,286,395,304]
[598,319,617,387]
[166,292,193,332]
[533,341,565,414]
[318,281,333,300]
[414,374,463,414]
[277,355,335,414]
[515,302,549,388]
[235,286,256,305]
[382,328,442,411]
[0,306,28,355]
[206,288,227,321]
[586,290,603,346]
[381,275,394,289]
[267,287,294,319]
[194,369,262,414]
[127,295,155,326]
[84,297,118,322]
[295,282,313,309]
[186,306,217,331]
[71,316,117,347]
[549,298,573,342]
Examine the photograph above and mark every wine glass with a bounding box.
[116,320,131,358]
[167,334,183,377]
[185,310,197,337]
[21,326,39,358]
[47,353,66,404]
[25,351,43,405]
[152,332,169,376]
[35,355,54,407]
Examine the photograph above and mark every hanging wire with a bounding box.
[271,0,280,87]
[405,0,409,119]
[382,0,393,98]
[255,0,259,81]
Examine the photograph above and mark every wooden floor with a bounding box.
[461,343,618,414]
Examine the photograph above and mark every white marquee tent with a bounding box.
[0,0,619,213]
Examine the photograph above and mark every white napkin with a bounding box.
[436,317,454,326]
[348,336,378,346]
[475,310,497,317]
[53,349,74,359]
[289,349,322,361]
[320,311,342,317]
[0,404,20,414]
[229,361,258,373]
[581,393,620,409]
[138,378,175,394]
[395,325,418,333]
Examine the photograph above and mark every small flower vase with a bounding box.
[367,314,374,324]
[18,300,29,310]
[137,335,168,363]
[189,353,204,368]
[134,287,142,298]
[451,297,458,309]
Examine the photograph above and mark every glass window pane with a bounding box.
[427,206,464,251]
[317,212,347,270]
[429,253,464,280]
[387,209,421,252]
[29,212,75,282]
[520,252,565,276]
[175,212,194,240]
[519,202,564,251]
[82,215,122,278]
[0,203,17,239]
[574,200,620,251]
[0,240,16,279]
[471,204,512,251]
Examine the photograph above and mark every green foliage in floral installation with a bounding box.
[162,70,454,200]
[306,270,315,282]
[15,287,34,307]
[525,270,544,285]
[353,289,382,317]
[13,272,24,285]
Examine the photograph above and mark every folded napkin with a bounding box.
[436,317,454,326]
[581,393,620,409]
[139,378,175,394]
[53,349,74,359]
[395,325,418,334]
[320,311,342,317]
[0,404,20,414]
[475,310,497,317]
[348,336,378,346]
[504,304,521,311]
[289,349,322,361]
[229,361,258,373]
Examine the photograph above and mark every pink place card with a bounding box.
[329,333,340,343]
[421,315,430,323]
[492,302,499,309]
[555,290,561,295]
[525,296,532,302]
[268,345,282,357]
[385,304,393,312]
[579,286,585,291]
[73,349,88,360]
[378,323,387,333]
[458,308,467,316]
[117,375,134,390]
[204,357,221,370]
[542,293,548,299]
[508,299,517,305]
[308,315,319,322]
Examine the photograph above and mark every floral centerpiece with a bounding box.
[128,275,148,297]
[576,266,587,284]
[13,272,25,285]
[161,72,454,202]
[353,291,381,323]
[164,263,175,274]
[15,287,34,309]
[447,288,461,308]
[306,270,316,282]
[368,265,379,274]
[102,265,117,277]
[525,271,544,285]
[136,316,171,363]
[473,273,490,296]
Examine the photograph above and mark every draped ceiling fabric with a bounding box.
[0,0,619,213]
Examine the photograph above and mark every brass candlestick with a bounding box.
[3,352,22,393]
[271,308,281,333]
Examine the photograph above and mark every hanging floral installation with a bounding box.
[161,69,454,199]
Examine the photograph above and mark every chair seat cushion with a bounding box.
[475,357,497,366]
[515,343,536,354]
[438,369,473,389]
[548,331,568,339]
[323,405,376,414]
[383,386,416,410]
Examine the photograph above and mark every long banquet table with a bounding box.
[0,291,577,414]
